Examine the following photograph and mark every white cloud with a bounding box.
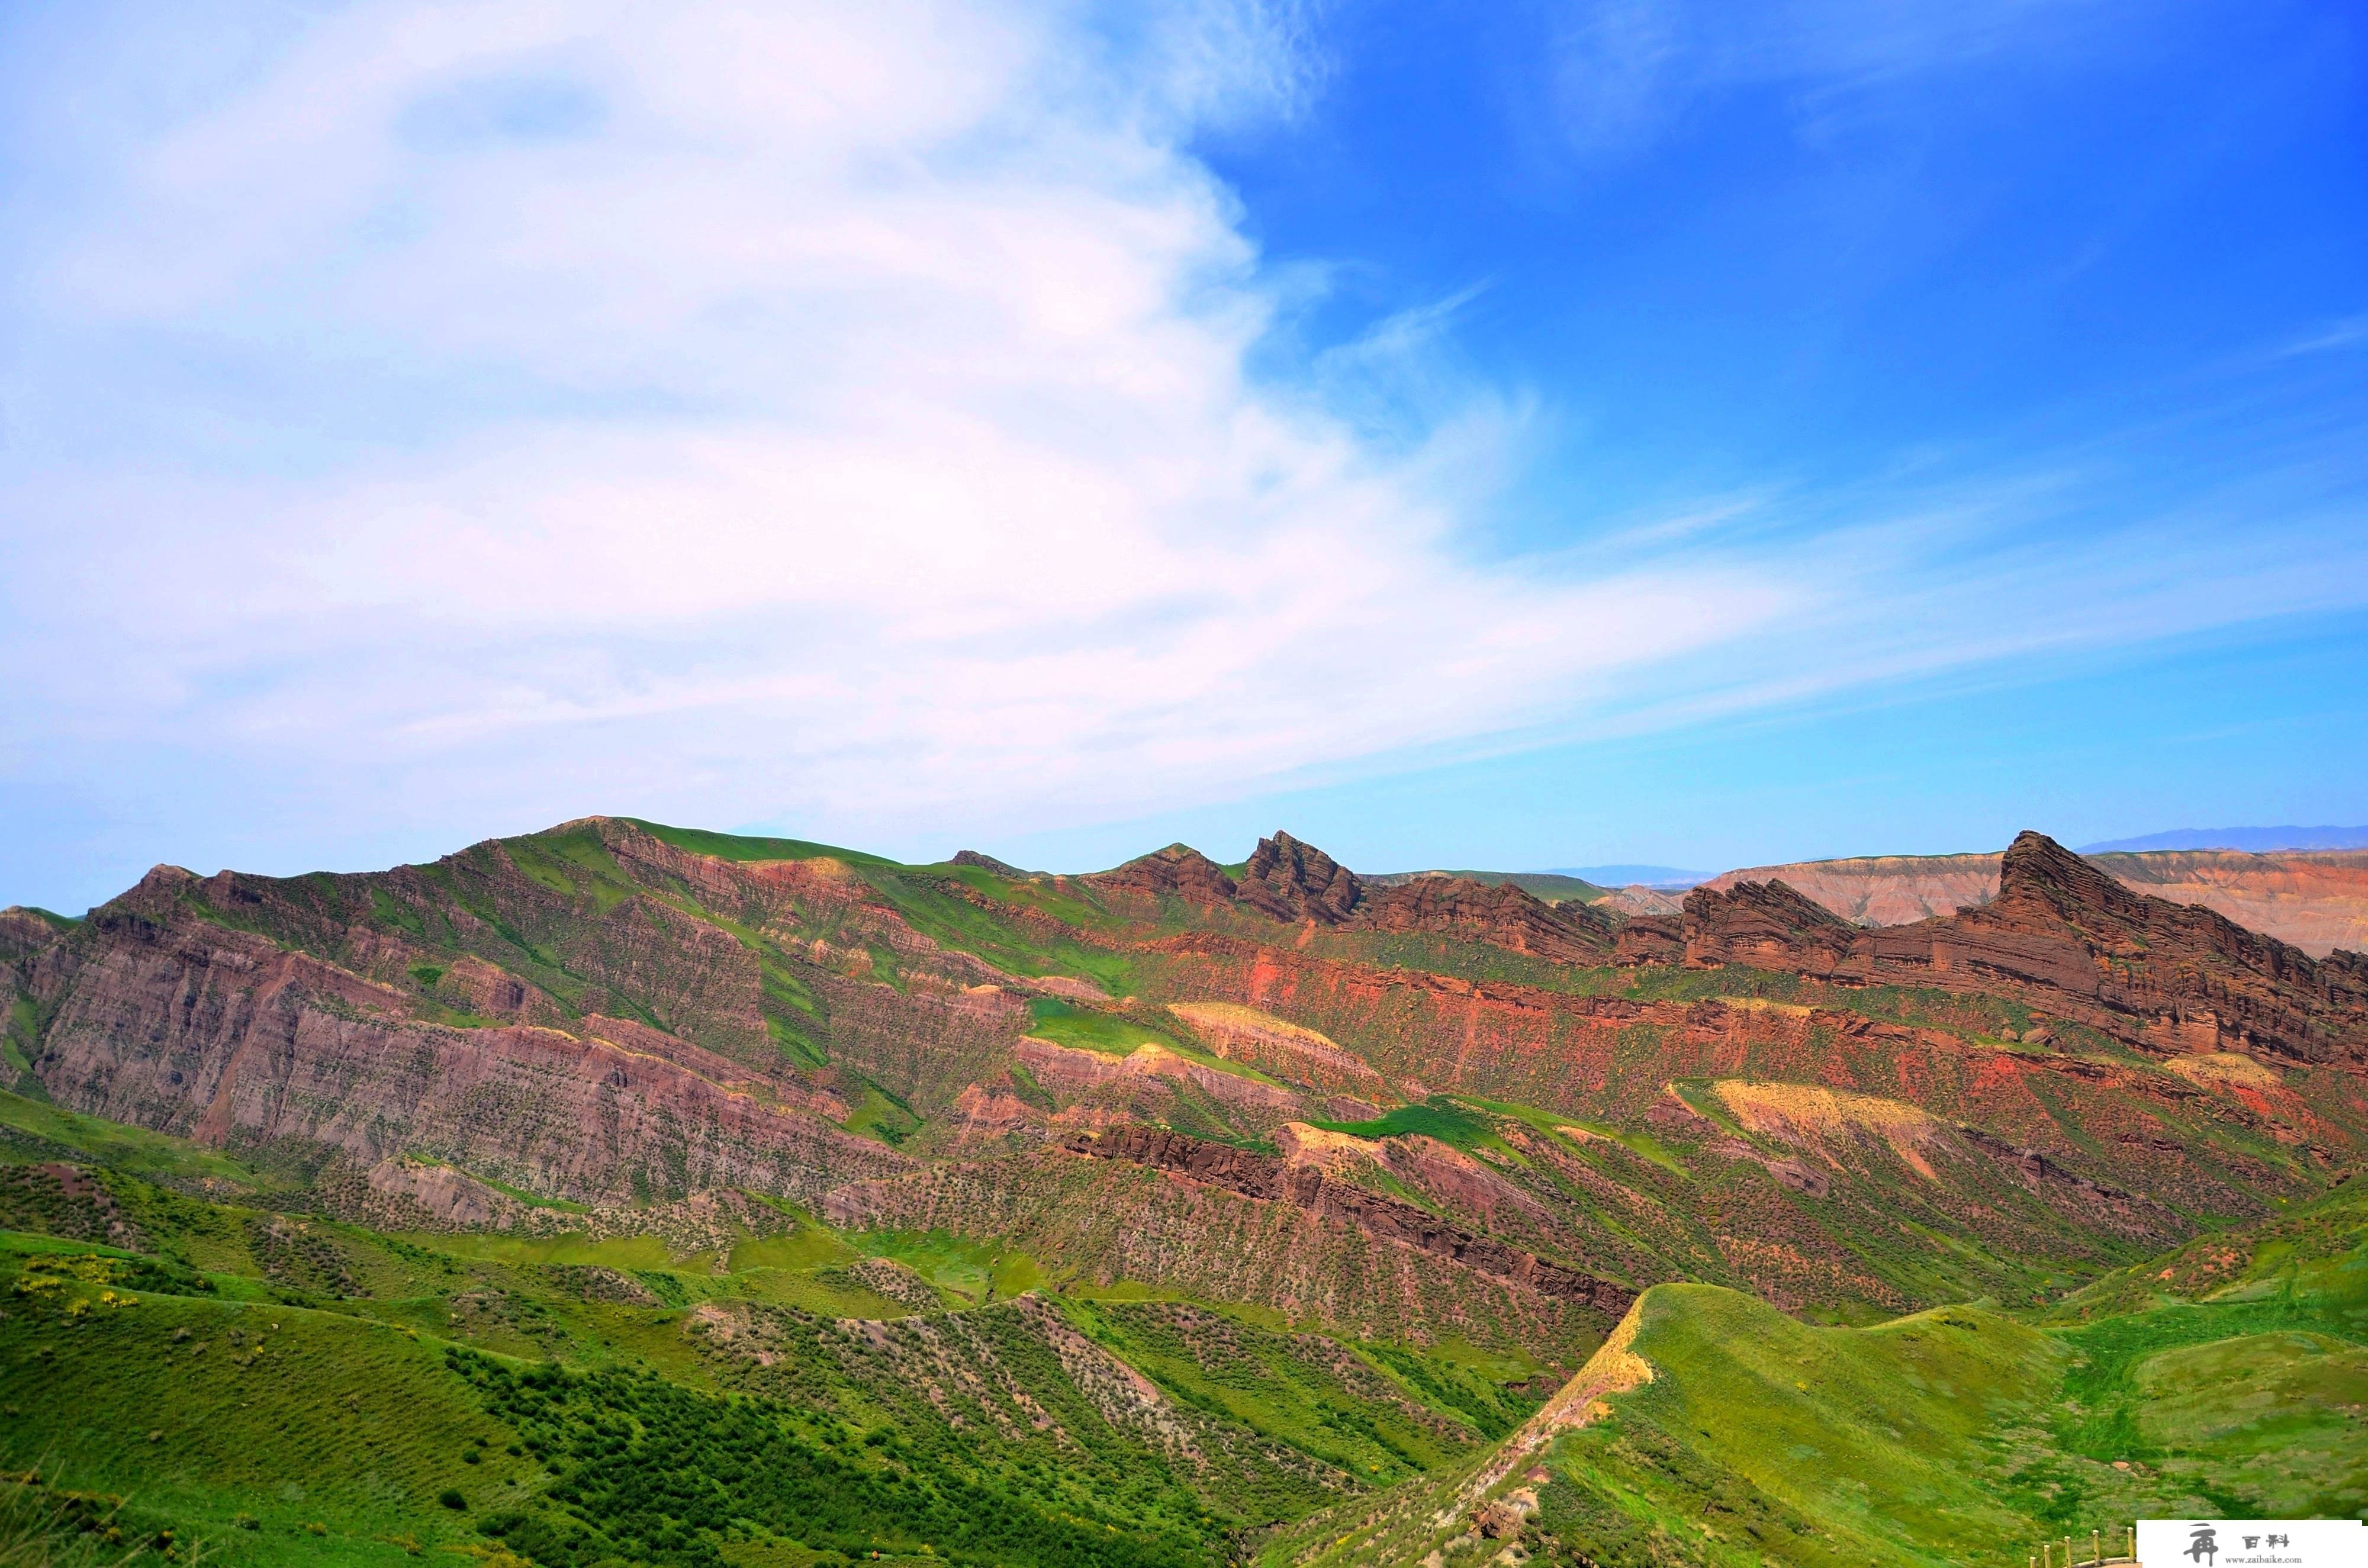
[1,0,2360,891]
[0,0,1798,853]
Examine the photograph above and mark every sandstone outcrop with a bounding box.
[2097,848,2368,958]
[1672,878,1859,971]
[1645,833,2368,1064]
[1353,876,1614,961]
[1090,832,1613,961]
[1238,832,1365,925]
[1702,854,2002,925]
[1699,846,2368,957]
[1063,1125,1635,1315]
[17,868,916,1205]
[1085,843,1241,906]
[11,811,2368,1340]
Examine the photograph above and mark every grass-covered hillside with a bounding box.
[1274,1180,2368,1568]
[0,1090,1534,1566]
[5,816,2366,1565]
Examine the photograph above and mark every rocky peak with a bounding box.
[1239,832,1363,925]
[1983,830,2314,972]
[1680,878,1857,971]
[1685,878,1855,934]
[1355,876,1614,961]
[951,849,1028,877]
[1088,843,1239,905]
[1994,830,2150,930]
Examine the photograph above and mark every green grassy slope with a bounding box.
[0,1100,1534,1568]
[1270,1183,2368,1568]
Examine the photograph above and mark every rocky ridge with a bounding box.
[1624,832,2368,1063]
[6,815,2368,1350]
[1701,845,2368,957]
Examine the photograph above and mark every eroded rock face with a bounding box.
[1240,832,1364,925]
[1088,831,1614,962]
[1664,833,2368,1064]
[1166,1003,1398,1099]
[1063,1125,1635,1316]
[1700,846,2368,957]
[1354,878,1614,962]
[1677,880,1859,972]
[22,893,913,1205]
[1086,844,1240,906]
[1703,854,2003,926]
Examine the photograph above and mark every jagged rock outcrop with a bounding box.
[1093,832,1614,961]
[1086,843,1241,906]
[1238,832,1364,925]
[1862,832,2368,1062]
[950,849,1029,877]
[1703,854,2003,925]
[1610,912,1683,965]
[1354,877,1614,962]
[1063,1125,1634,1315]
[14,810,2368,1341]
[1698,846,2368,957]
[1655,832,2368,1063]
[2098,849,2368,958]
[1675,878,1859,971]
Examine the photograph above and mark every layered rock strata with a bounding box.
[1063,1125,1635,1315]
[1623,833,2368,1063]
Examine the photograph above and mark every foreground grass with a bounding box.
[1270,1184,2368,1568]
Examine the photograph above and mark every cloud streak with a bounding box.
[1,0,2362,905]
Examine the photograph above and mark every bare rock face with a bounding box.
[1354,878,1614,962]
[2096,848,2368,958]
[1611,915,1682,966]
[1089,831,1614,964]
[1700,846,2368,957]
[1166,1003,1398,1099]
[0,907,70,966]
[1239,832,1364,925]
[1086,844,1240,906]
[22,890,915,1205]
[1064,1125,1634,1316]
[1865,831,2368,1061]
[1663,832,2368,1063]
[1702,854,2003,926]
[1678,880,1858,972]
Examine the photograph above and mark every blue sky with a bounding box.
[2,0,2364,911]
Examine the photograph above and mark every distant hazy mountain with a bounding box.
[2079,826,2368,854]
[1553,864,1710,888]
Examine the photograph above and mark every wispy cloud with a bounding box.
[1532,0,2126,159]
[2282,314,2368,358]
[0,1,1795,870]
[0,0,2360,903]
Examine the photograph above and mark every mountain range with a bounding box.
[4,817,2366,1566]
[2079,825,2368,853]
